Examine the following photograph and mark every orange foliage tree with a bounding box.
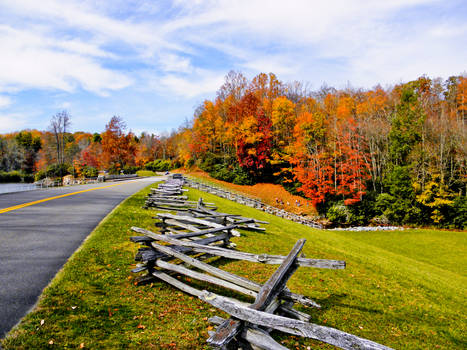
[101,116,136,172]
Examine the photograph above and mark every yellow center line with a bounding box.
[0,182,130,214]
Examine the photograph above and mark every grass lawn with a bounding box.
[1,181,466,349]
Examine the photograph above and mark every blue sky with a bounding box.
[0,0,466,134]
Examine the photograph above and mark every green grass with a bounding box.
[136,170,159,177]
[2,183,466,349]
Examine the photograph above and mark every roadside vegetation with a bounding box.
[2,182,465,349]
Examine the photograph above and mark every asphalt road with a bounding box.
[0,177,161,338]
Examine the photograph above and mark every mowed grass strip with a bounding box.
[2,183,466,349]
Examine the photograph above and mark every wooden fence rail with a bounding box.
[130,177,392,349]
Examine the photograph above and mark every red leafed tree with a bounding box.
[80,142,102,168]
[237,108,272,172]
[101,116,136,171]
[291,100,370,206]
[291,110,335,205]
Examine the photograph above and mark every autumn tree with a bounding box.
[271,96,296,155]
[15,131,42,173]
[101,116,136,173]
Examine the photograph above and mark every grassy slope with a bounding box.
[2,182,466,349]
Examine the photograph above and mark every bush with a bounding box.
[46,163,71,178]
[184,158,195,169]
[122,165,139,174]
[198,152,222,173]
[22,173,34,183]
[82,166,98,178]
[326,202,352,226]
[207,163,254,185]
[373,192,422,225]
[448,196,467,230]
[0,171,22,183]
[34,170,47,182]
[145,159,173,172]
[210,164,235,182]
[0,171,34,183]
[232,166,253,185]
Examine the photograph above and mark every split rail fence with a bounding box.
[129,176,392,349]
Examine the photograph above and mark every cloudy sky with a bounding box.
[0,0,465,134]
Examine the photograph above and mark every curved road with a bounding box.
[0,177,161,337]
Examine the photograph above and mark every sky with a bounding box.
[0,0,466,134]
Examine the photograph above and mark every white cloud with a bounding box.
[0,26,132,95]
[0,96,12,109]
[159,70,225,98]
[160,0,463,87]
[0,113,27,132]
[159,53,193,73]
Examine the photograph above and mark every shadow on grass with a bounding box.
[315,293,382,314]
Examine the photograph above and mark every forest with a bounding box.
[1,72,466,229]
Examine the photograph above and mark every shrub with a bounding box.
[184,158,195,169]
[0,171,34,183]
[145,159,173,172]
[232,166,253,185]
[0,171,22,183]
[82,166,98,178]
[122,165,139,174]
[448,196,467,230]
[210,164,235,183]
[46,163,71,178]
[34,170,47,182]
[326,202,352,226]
[198,152,222,173]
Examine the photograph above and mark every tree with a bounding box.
[49,111,71,165]
[15,131,42,173]
[291,110,332,205]
[101,116,136,172]
[389,86,425,165]
[237,108,272,175]
[271,96,296,151]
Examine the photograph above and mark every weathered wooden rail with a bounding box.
[130,177,392,349]
[144,177,217,211]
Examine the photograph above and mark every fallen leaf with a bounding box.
[137,324,145,329]
[79,343,85,348]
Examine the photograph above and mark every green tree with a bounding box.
[389,86,425,165]
[382,85,426,224]
[15,132,42,173]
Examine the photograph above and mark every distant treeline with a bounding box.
[0,114,180,182]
